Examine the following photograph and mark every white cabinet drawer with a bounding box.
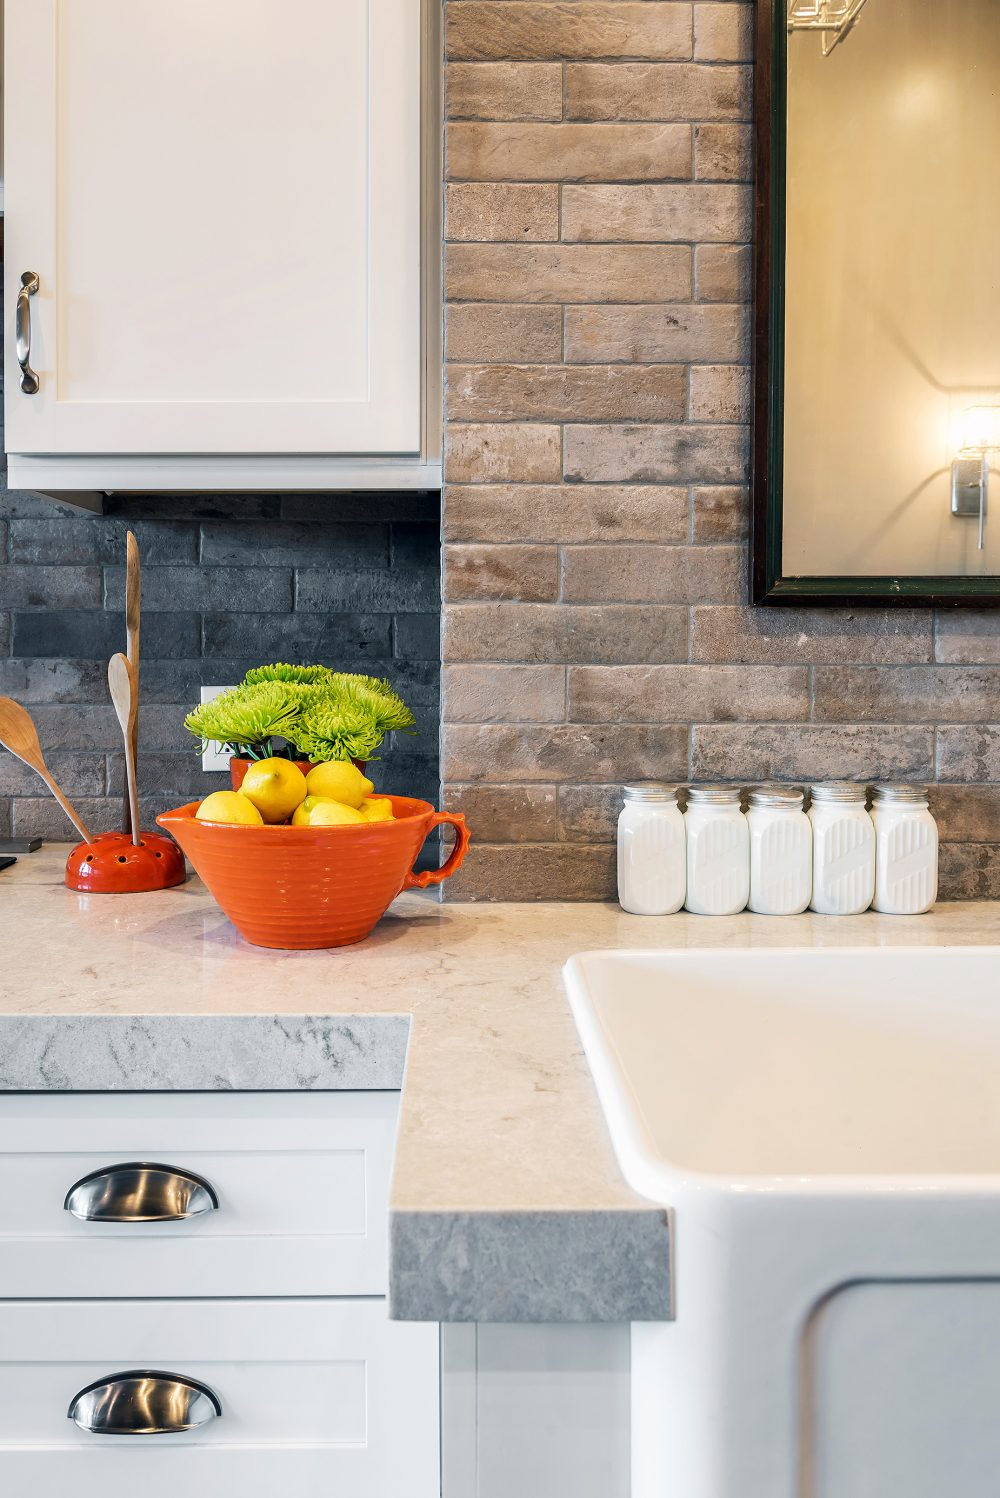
[0,1092,396,1297]
[0,1296,439,1496]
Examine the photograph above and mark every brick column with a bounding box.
[441,2,755,898]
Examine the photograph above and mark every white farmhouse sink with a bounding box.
[565,948,1000,1498]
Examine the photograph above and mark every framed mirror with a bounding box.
[752,0,1000,605]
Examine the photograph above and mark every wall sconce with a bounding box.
[952,408,999,551]
[787,0,871,55]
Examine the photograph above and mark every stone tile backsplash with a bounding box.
[439,0,1000,901]
[0,484,440,839]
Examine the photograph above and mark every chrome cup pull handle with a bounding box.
[68,1370,222,1435]
[15,271,40,394]
[64,1162,219,1223]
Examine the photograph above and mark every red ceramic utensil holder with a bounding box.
[65,830,186,894]
[157,795,471,949]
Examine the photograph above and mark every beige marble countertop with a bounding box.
[3,847,1000,1321]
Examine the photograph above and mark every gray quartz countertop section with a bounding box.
[4,850,1000,1322]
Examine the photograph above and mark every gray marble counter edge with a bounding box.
[0,1014,409,1091]
[0,1014,671,1323]
[389,1208,672,1322]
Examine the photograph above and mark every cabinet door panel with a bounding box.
[4,0,421,455]
[0,1092,396,1297]
[0,1298,440,1496]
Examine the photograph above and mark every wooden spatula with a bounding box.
[0,697,93,843]
[108,654,140,847]
[122,530,141,835]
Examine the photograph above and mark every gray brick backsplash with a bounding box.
[202,612,395,660]
[105,752,226,798]
[394,614,442,661]
[813,667,1000,723]
[692,725,936,784]
[444,663,566,723]
[199,520,390,568]
[930,785,1000,843]
[562,544,743,605]
[556,783,621,843]
[444,723,689,784]
[443,783,558,842]
[295,567,440,614]
[12,797,115,840]
[938,844,1000,901]
[280,492,440,525]
[445,842,617,902]
[0,467,441,838]
[0,751,105,798]
[934,611,1000,664]
[13,610,201,660]
[569,664,809,723]
[936,727,1000,783]
[104,565,294,614]
[444,602,689,665]
[390,523,442,568]
[690,606,933,665]
[9,518,197,566]
[0,659,110,704]
[2,565,102,609]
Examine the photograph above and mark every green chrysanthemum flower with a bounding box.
[183,665,417,761]
[325,674,417,736]
[294,698,385,764]
[242,662,335,687]
[184,682,303,753]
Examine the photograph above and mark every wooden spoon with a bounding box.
[0,697,93,843]
[108,654,140,847]
[122,530,141,834]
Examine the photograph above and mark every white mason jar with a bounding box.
[617,784,686,916]
[808,783,875,915]
[871,785,938,915]
[747,786,812,915]
[684,785,749,916]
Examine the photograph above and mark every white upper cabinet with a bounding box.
[3,0,436,491]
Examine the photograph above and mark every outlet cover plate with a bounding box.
[199,686,235,772]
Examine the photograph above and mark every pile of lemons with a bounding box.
[196,759,394,828]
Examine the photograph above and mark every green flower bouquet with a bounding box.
[184,664,416,763]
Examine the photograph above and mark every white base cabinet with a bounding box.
[0,1297,439,1496]
[0,1092,440,1495]
[442,1324,631,1498]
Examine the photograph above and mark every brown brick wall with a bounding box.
[440,0,1000,901]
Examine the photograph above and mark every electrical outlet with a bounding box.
[199,686,235,772]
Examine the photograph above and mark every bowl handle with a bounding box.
[403,811,471,890]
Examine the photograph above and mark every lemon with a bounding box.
[196,790,264,826]
[308,800,366,827]
[305,760,374,810]
[239,758,308,823]
[359,797,395,823]
[291,794,335,827]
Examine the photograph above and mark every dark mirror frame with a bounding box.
[750,0,1000,608]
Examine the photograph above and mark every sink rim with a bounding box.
[565,944,1000,1201]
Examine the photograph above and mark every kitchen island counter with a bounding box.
[3,848,999,1322]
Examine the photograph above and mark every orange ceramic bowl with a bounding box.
[157,796,471,949]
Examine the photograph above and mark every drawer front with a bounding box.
[0,1092,396,1296]
[0,1296,439,1496]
